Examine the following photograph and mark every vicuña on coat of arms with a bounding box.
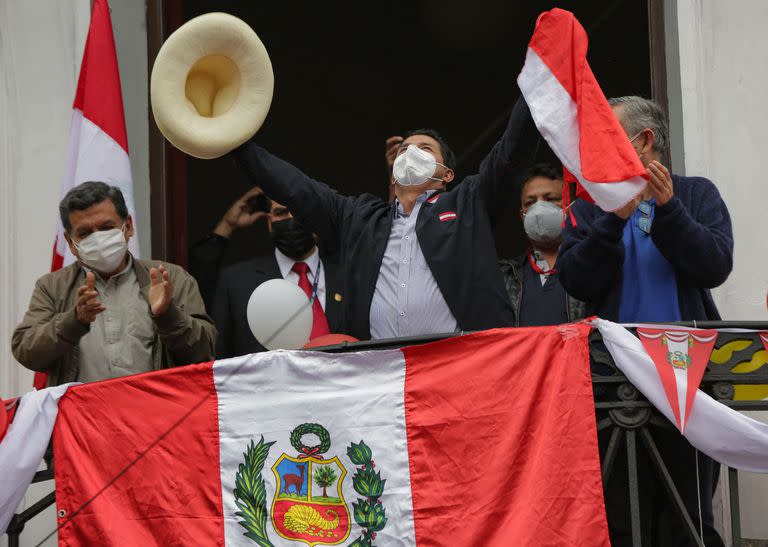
[234,423,387,547]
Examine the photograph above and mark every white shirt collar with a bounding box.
[394,189,438,217]
[275,246,320,279]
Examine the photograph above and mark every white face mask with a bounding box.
[73,224,128,274]
[392,145,446,186]
[523,201,563,243]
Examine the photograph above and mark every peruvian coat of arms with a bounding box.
[233,423,387,547]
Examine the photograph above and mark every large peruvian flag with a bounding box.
[36,0,139,390]
[46,326,608,546]
[518,9,648,212]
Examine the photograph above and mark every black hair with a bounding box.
[59,181,129,232]
[402,128,456,170]
[520,163,563,198]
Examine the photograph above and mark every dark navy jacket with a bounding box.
[232,98,539,340]
[558,174,733,322]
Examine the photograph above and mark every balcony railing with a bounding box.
[6,321,768,547]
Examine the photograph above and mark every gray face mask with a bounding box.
[523,201,563,243]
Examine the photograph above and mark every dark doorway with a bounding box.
[149,1,656,267]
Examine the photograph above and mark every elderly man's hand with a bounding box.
[648,161,674,206]
[76,271,105,325]
[149,264,173,317]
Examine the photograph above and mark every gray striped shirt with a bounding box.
[369,192,458,339]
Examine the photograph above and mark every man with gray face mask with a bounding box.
[12,181,216,386]
[500,164,585,326]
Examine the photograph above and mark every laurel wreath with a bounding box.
[346,441,388,547]
[234,437,275,547]
[290,423,331,456]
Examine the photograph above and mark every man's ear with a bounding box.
[125,215,134,239]
[64,232,79,259]
[443,168,455,185]
[642,129,656,157]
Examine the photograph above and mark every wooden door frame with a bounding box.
[145,1,670,260]
[147,0,187,265]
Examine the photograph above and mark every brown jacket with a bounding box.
[12,258,217,386]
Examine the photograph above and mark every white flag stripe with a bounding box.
[0,384,72,534]
[55,109,139,266]
[517,48,647,211]
[666,336,690,429]
[596,319,768,473]
[213,349,417,546]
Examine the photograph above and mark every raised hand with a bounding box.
[385,136,403,174]
[647,160,674,206]
[76,271,105,325]
[214,186,269,238]
[149,263,174,317]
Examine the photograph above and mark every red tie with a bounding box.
[291,262,330,339]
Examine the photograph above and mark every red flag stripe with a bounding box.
[403,324,609,546]
[72,0,129,153]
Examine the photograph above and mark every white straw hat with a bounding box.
[150,12,274,159]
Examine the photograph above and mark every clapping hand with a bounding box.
[647,160,674,205]
[76,271,105,325]
[149,264,173,317]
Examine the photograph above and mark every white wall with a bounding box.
[672,0,768,542]
[674,0,768,321]
[0,1,149,545]
[1,2,90,543]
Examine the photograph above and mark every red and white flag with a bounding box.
[0,385,70,535]
[596,319,768,473]
[45,326,608,545]
[517,8,648,212]
[35,0,138,390]
[637,328,717,432]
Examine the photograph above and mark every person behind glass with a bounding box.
[12,182,216,386]
[499,163,585,326]
[232,96,539,341]
[195,188,343,358]
[558,97,733,547]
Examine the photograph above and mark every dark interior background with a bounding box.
[182,0,651,267]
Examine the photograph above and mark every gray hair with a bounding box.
[59,181,129,232]
[608,96,669,158]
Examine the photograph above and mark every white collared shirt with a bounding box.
[274,247,327,311]
[369,190,458,339]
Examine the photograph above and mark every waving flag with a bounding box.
[36,0,139,390]
[518,8,648,212]
[46,326,609,546]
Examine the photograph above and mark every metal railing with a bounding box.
[6,321,768,547]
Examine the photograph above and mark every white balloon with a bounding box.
[246,279,313,350]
